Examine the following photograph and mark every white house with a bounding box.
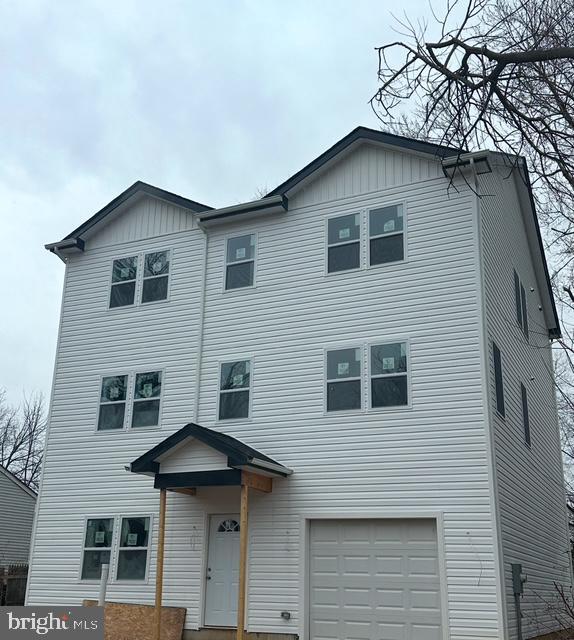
[27,127,572,640]
[0,464,37,565]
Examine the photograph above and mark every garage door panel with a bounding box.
[310,519,442,640]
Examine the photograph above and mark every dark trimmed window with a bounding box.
[226,235,255,289]
[327,214,361,273]
[514,270,529,339]
[493,343,505,417]
[521,383,531,446]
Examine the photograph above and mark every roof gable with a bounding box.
[46,181,212,256]
[130,423,291,477]
[0,464,37,499]
[267,126,464,198]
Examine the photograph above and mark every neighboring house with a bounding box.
[0,464,37,565]
[27,127,571,640]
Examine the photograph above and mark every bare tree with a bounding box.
[371,0,574,467]
[371,0,574,248]
[0,390,46,491]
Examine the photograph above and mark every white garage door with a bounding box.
[309,519,442,640]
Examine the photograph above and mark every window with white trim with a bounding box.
[97,371,163,431]
[369,204,405,265]
[132,371,162,428]
[110,256,138,308]
[116,516,151,580]
[225,235,255,289]
[142,251,170,303]
[327,214,361,273]
[219,360,251,420]
[108,250,170,309]
[81,517,114,580]
[370,342,409,407]
[98,375,128,430]
[326,348,362,411]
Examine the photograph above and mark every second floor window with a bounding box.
[521,383,531,446]
[226,235,255,289]
[370,342,408,407]
[326,348,362,411]
[132,372,162,428]
[97,371,163,431]
[219,360,251,420]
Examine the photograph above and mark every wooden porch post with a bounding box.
[155,488,167,640]
[237,483,249,640]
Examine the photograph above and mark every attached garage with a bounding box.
[309,518,443,640]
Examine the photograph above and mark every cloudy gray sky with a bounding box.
[1,0,423,407]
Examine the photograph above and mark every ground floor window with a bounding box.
[80,515,152,582]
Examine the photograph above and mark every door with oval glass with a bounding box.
[204,514,241,627]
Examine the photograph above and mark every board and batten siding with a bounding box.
[479,166,571,639]
[27,145,501,639]
[0,468,37,564]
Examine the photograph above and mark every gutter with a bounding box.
[198,194,288,226]
[193,223,209,422]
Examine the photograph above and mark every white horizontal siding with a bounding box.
[28,146,500,640]
[87,196,195,248]
[0,470,36,564]
[479,168,571,640]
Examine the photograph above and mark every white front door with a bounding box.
[204,514,241,627]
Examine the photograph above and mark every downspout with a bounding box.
[194,223,209,423]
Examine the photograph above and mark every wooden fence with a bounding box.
[0,564,28,605]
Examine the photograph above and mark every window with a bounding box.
[142,251,170,303]
[521,383,531,446]
[132,371,162,428]
[226,235,255,289]
[110,256,138,308]
[218,519,240,532]
[513,270,529,339]
[81,518,114,580]
[219,360,251,420]
[370,342,408,407]
[116,517,150,581]
[369,204,404,265]
[97,371,163,431]
[327,214,361,273]
[493,342,505,417]
[98,375,128,430]
[326,348,362,411]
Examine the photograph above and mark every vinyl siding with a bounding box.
[28,147,501,640]
[479,166,571,639]
[0,469,36,564]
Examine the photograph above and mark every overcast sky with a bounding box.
[1,0,424,407]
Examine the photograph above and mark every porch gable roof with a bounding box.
[129,422,292,479]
